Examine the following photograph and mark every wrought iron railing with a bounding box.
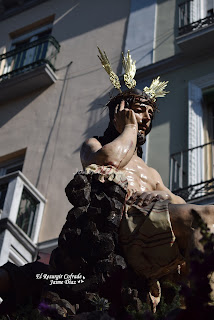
[178,0,214,36]
[179,13,214,36]
[170,141,214,201]
[0,35,60,81]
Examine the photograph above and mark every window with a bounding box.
[0,157,24,176]
[0,149,25,210]
[203,89,214,182]
[207,0,214,15]
[0,184,8,210]
[178,0,214,29]
[2,22,52,76]
[16,188,39,238]
[178,0,193,28]
[170,76,214,201]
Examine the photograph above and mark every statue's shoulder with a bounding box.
[81,137,102,151]
[80,138,103,168]
[148,166,159,176]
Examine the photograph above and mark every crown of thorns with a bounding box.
[97,46,169,102]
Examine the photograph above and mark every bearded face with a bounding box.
[111,95,154,145]
[105,90,155,150]
[137,130,146,146]
[127,96,154,146]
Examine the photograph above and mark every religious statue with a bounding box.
[0,48,214,318]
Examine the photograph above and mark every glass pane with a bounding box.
[0,183,8,210]
[16,188,38,238]
[179,1,191,27]
[5,163,23,174]
[207,0,214,11]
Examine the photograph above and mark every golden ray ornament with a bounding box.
[143,76,169,101]
[122,50,136,89]
[97,46,122,93]
[97,47,169,102]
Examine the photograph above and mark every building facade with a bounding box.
[125,0,214,205]
[0,0,213,266]
[0,0,130,265]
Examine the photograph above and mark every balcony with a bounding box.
[170,141,214,204]
[178,14,214,36]
[176,1,214,53]
[0,35,60,103]
[0,171,46,264]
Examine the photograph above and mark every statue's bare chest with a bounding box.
[120,155,157,193]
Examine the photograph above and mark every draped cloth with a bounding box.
[119,200,185,312]
[85,164,184,280]
[119,200,184,280]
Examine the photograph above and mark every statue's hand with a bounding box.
[127,191,171,207]
[114,100,137,133]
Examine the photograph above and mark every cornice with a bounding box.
[135,49,214,81]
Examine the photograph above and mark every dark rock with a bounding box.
[113,255,127,269]
[72,275,105,294]
[102,182,126,202]
[66,173,90,190]
[74,311,114,320]
[80,234,114,263]
[58,227,82,252]
[67,207,88,223]
[84,221,99,237]
[93,234,115,260]
[87,206,102,218]
[111,198,124,212]
[90,193,113,215]
[68,188,91,207]
[94,259,114,275]
[49,172,131,314]
[65,174,91,207]
[106,211,122,228]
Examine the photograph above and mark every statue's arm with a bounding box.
[80,123,137,169]
[151,168,186,204]
[80,100,138,169]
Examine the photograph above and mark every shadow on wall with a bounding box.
[0,0,129,48]
[72,87,116,154]
[0,87,44,128]
[53,0,129,47]
[51,0,130,79]
[0,0,130,162]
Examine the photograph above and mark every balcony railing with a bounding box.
[0,35,60,81]
[179,13,214,36]
[178,0,214,36]
[170,141,214,201]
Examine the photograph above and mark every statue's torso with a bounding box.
[119,154,158,194]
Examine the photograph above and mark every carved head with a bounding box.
[106,89,156,145]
